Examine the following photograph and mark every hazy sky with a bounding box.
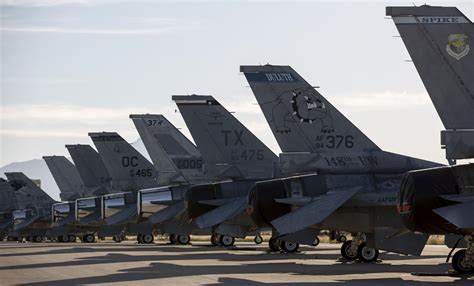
[1,0,473,167]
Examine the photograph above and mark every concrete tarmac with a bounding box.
[0,241,472,285]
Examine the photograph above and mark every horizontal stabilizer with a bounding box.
[104,204,137,225]
[195,196,248,229]
[279,228,320,245]
[14,215,41,230]
[440,194,474,203]
[215,223,253,238]
[150,199,175,206]
[148,201,185,224]
[198,198,240,207]
[372,228,429,256]
[51,213,76,228]
[433,201,474,229]
[271,187,361,235]
[78,211,101,225]
[274,197,312,206]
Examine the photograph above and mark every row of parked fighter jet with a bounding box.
[1,5,473,274]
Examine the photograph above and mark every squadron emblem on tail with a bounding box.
[446,34,470,60]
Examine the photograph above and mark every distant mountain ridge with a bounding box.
[0,139,148,201]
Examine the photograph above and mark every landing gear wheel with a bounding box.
[142,234,154,244]
[268,237,281,252]
[281,241,299,253]
[452,249,474,274]
[83,234,95,243]
[219,235,235,247]
[338,235,347,243]
[357,242,379,263]
[177,235,190,245]
[169,234,178,244]
[312,237,320,247]
[211,234,220,246]
[68,235,76,242]
[341,240,358,261]
[254,235,263,245]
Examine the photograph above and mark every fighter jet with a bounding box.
[4,172,57,242]
[43,155,107,243]
[387,5,474,273]
[88,130,214,244]
[130,114,212,244]
[240,64,441,261]
[172,95,280,247]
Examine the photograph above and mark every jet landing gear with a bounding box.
[210,234,235,247]
[169,234,190,245]
[340,233,379,263]
[451,235,474,274]
[268,237,300,253]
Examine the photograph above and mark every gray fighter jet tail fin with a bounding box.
[89,132,159,192]
[241,65,380,153]
[173,95,278,180]
[130,114,208,184]
[66,144,113,196]
[43,156,85,201]
[387,6,474,130]
[4,172,56,207]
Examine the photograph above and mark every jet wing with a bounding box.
[148,201,185,224]
[195,196,248,229]
[105,204,137,225]
[433,200,474,229]
[271,187,362,235]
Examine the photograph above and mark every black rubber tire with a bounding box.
[33,236,43,243]
[268,237,281,252]
[313,237,320,247]
[211,234,220,246]
[68,235,76,243]
[338,235,347,243]
[452,249,474,274]
[280,241,299,253]
[357,242,379,263]
[178,235,190,245]
[254,235,263,245]
[113,235,121,243]
[142,234,154,244]
[62,235,69,243]
[341,240,357,261]
[219,235,235,247]
[137,234,143,243]
[169,234,178,244]
[84,234,95,243]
